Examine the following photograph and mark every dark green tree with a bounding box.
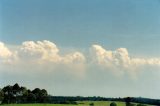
[32,88,41,102]
[110,102,117,106]
[1,83,48,104]
[13,83,20,91]
[40,89,48,102]
[19,86,28,103]
[27,93,36,103]
[2,85,13,104]
[0,89,4,104]
[89,102,94,106]
[31,88,48,103]
[12,83,21,103]
[124,97,131,106]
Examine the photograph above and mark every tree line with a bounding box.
[48,96,160,105]
[0,83,160,105]
[0,83,48,104]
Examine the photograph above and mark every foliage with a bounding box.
[110,102,117,106]
[1,83,48,104]
[0,84,159,105]
[89,102,94,106]
[0,89,4,103]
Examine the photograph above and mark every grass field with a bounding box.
[0,101,153,106]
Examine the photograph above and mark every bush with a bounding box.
[110,102,117,106]
[89,102,94,106]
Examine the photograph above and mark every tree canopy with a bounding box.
[0,83,48,104]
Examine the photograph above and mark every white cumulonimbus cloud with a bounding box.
[91,44,160,70]
[1,40,160,77]
[0,40,86,77]
[0,42,12,58]
[0,42,14,63]
[19,40,85,64]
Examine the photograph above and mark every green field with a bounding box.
[0,101,153,106]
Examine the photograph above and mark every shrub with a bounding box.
[110,102,117,106]
[89,102,94,106]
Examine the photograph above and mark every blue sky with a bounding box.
[1,0,160,52]
[1,0,160,98]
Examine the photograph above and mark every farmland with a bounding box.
[1,101,153,106]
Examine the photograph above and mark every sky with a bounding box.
[1,0,160,99]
